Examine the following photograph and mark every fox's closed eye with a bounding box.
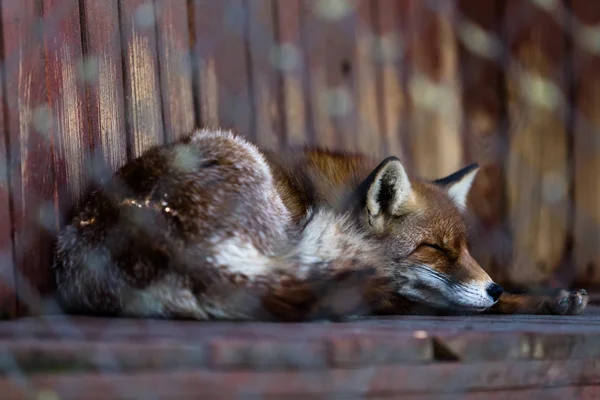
[420,243,447,253]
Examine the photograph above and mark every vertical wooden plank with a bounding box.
[190,0,253,139]
[247,0,283,149]
[572,1,600,286]
[354,0,382,157]
[154,0,195,142]
[81,0,128,177]
[456,0,509,283]
[406,0,464,178]
[504,0,569,287]
[274,0,308,147]
[373,0,411,162]
[301,0,360,151]
[2,0,56,314]
[120,0,165,157]
[0,61,17,318]
[43,0,90,223]
[301,0,383,154]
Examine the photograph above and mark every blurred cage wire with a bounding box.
[0,0,598,398]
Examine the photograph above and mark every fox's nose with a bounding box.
[486,283,504,301]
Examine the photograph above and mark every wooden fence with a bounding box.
[0,0,599,317]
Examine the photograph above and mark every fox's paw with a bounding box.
[548,289,588,315]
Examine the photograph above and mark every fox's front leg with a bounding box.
[487,289,588,315]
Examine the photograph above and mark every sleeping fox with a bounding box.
[53,129,588,321]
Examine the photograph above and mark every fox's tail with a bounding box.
[171,208,392,321]
[249,209,393,321]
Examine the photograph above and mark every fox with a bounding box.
[53,128,588,321]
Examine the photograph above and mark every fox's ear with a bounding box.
[364,157,413,226]
[433,163,480,210]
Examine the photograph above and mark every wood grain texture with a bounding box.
[154,0,195,142]
[354,0,382,158]
[0,53,16,319]
[1,311,600,394]
[247,0,283,150]
[373,0,411,163]
[0,1,594,314]
[456,0,509,284]
[1,360,600,397]
[1,0,56,315]
[190,0,253,139]
[406,0,464,179]
[572,0,600,287]
[43,0,90,224]
[504,0,570,287]
[120,0,165,157]
[274,0,307,147]
[80,0,128,177]
[301,0,360,151]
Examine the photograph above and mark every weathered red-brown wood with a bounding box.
[1,359,600,398]
[1,0,56,315]
[326,331,432,366]
[300,0,383,155]
[247,0,284,149]
[354,0,383,157]
[154,0,195,142]
[395,387,600,400]
[274,0,308,147]
[504,0,570,287]
[435,330,600,362]
[0,56,16,319]
[208,337,328,369]
[572,1,600,287]
[3,314,600,361]
[190,0,254,139]
[0,339,208,372]
[43,0,91,224]
[120,0,165,157]
[405,0,464,179]
[456,0,509,283]
[80,0,128,176]
[0,332,430,371]
[373,0,411,163]
[301,0,362,151]
[2,313,600,395]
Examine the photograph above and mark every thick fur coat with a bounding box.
[53,129,588,321]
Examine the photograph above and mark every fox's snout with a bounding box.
[401,248,504,311]
[453,252,503,309]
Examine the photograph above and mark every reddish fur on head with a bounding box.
[262,146,502,314]
[352,157,500,311]
[392,180,489,282]
[263,146,501,313]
